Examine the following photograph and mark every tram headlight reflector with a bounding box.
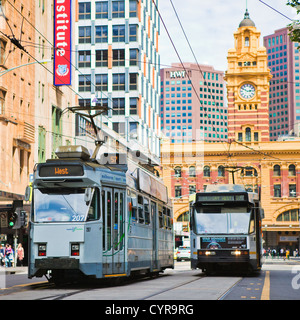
[231,250,241,256]
[205,251,216,256]
[38,244,47,256]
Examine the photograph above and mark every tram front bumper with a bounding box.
[35,258,79,269]
[197,249,249,263]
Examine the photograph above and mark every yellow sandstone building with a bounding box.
[160,10,300,253]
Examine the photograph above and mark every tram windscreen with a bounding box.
[194,206,251,234]
[33,188,98,222]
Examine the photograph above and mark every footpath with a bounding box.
[0,266,28,275]
[263,256,300,265]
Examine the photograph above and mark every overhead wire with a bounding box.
[4,0,155,151]
[4,0,295,165]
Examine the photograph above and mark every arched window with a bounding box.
[276,209,299,222]
[203,166,210,177]
[245,37,250,47]
[289,164,296,176]
[177,211,189,222]
[218,165,225,177]
[189,166,196,177]
[174,166,181,178]
[245,127,251,141]
[242,167,258,177]
[273,165,281,176]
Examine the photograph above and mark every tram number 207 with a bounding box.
[72,215,85,222]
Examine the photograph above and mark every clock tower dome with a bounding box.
[224,10,272,143]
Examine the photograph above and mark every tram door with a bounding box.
[151,201,158,270]
[102,187,125,275]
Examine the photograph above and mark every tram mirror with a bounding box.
[260,208,265,219]
[25,186,31,201]
[84,188,92,203]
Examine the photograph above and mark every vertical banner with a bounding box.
[54,0,72,86]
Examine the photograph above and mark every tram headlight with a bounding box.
[38,244,47,256]
[231,250,241,256]
[205,251,216,256]
[71,243,80,256]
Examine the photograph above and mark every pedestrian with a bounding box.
[280,248,284,258]
[0,244,5,266]
[4,244,14,267]
[17,243,24,267]
[286,249,290,260]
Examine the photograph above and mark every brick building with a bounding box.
[160,10,300,252]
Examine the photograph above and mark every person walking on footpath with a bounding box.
[4,244,14,267]
[17,243,24,267]
[0,244,5,266]
[286,249,290,260]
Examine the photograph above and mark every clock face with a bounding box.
[240,83,255,99]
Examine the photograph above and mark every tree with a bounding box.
[287,0,300,44]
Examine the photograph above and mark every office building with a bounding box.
[75,0,161,163]
[264,27,300,140]
[160,63,227,143]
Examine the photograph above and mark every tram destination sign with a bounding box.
[39,165,84,177]
[196,194,246,202]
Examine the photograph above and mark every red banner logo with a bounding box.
[54,0,72,86]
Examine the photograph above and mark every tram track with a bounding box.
[139,275,205,300]
[1,264,242,300]
[31,271,207,300]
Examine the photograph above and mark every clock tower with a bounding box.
[224,10,272,143]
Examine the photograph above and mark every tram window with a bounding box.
[114,192,119,250]
[158,205,163,228]
[249,212,255,233]
[144,197,150,225]
[130,191,137,221]
[119,192,124,250]
[163,207,167,228]
[107,191,112,250]
[87,189,99,220]
[138,195,144,224]
[102,191,105,250]
[203,207,221,214]
[167,208,172,229]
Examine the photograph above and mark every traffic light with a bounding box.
[8,211,18,229]
[20,210,29,228]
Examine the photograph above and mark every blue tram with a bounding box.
[27,145,173,284]
[190,184,264,274]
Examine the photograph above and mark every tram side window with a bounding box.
[158,205,163,228]
[138,195,144,224]
[167,208,172,230]
[130,191,137,221]
[163,207,167,229]
[249,211,255,234]
[87,189,99,220]
[144,197,150,225]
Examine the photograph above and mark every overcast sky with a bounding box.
[158,0,298,72]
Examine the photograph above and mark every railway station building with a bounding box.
[160,10,300,253]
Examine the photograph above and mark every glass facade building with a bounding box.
[160,63,227,143]
[264,27,300,140]
[75,0,161,160]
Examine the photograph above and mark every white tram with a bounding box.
[26,146,173,284]
[190,184,264,274]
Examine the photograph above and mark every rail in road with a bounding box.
[1,260,300,301]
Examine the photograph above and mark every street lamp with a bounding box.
[0,59,51,77]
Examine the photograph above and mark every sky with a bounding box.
[158,0,299,72]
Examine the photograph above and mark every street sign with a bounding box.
[0,213,7,228]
